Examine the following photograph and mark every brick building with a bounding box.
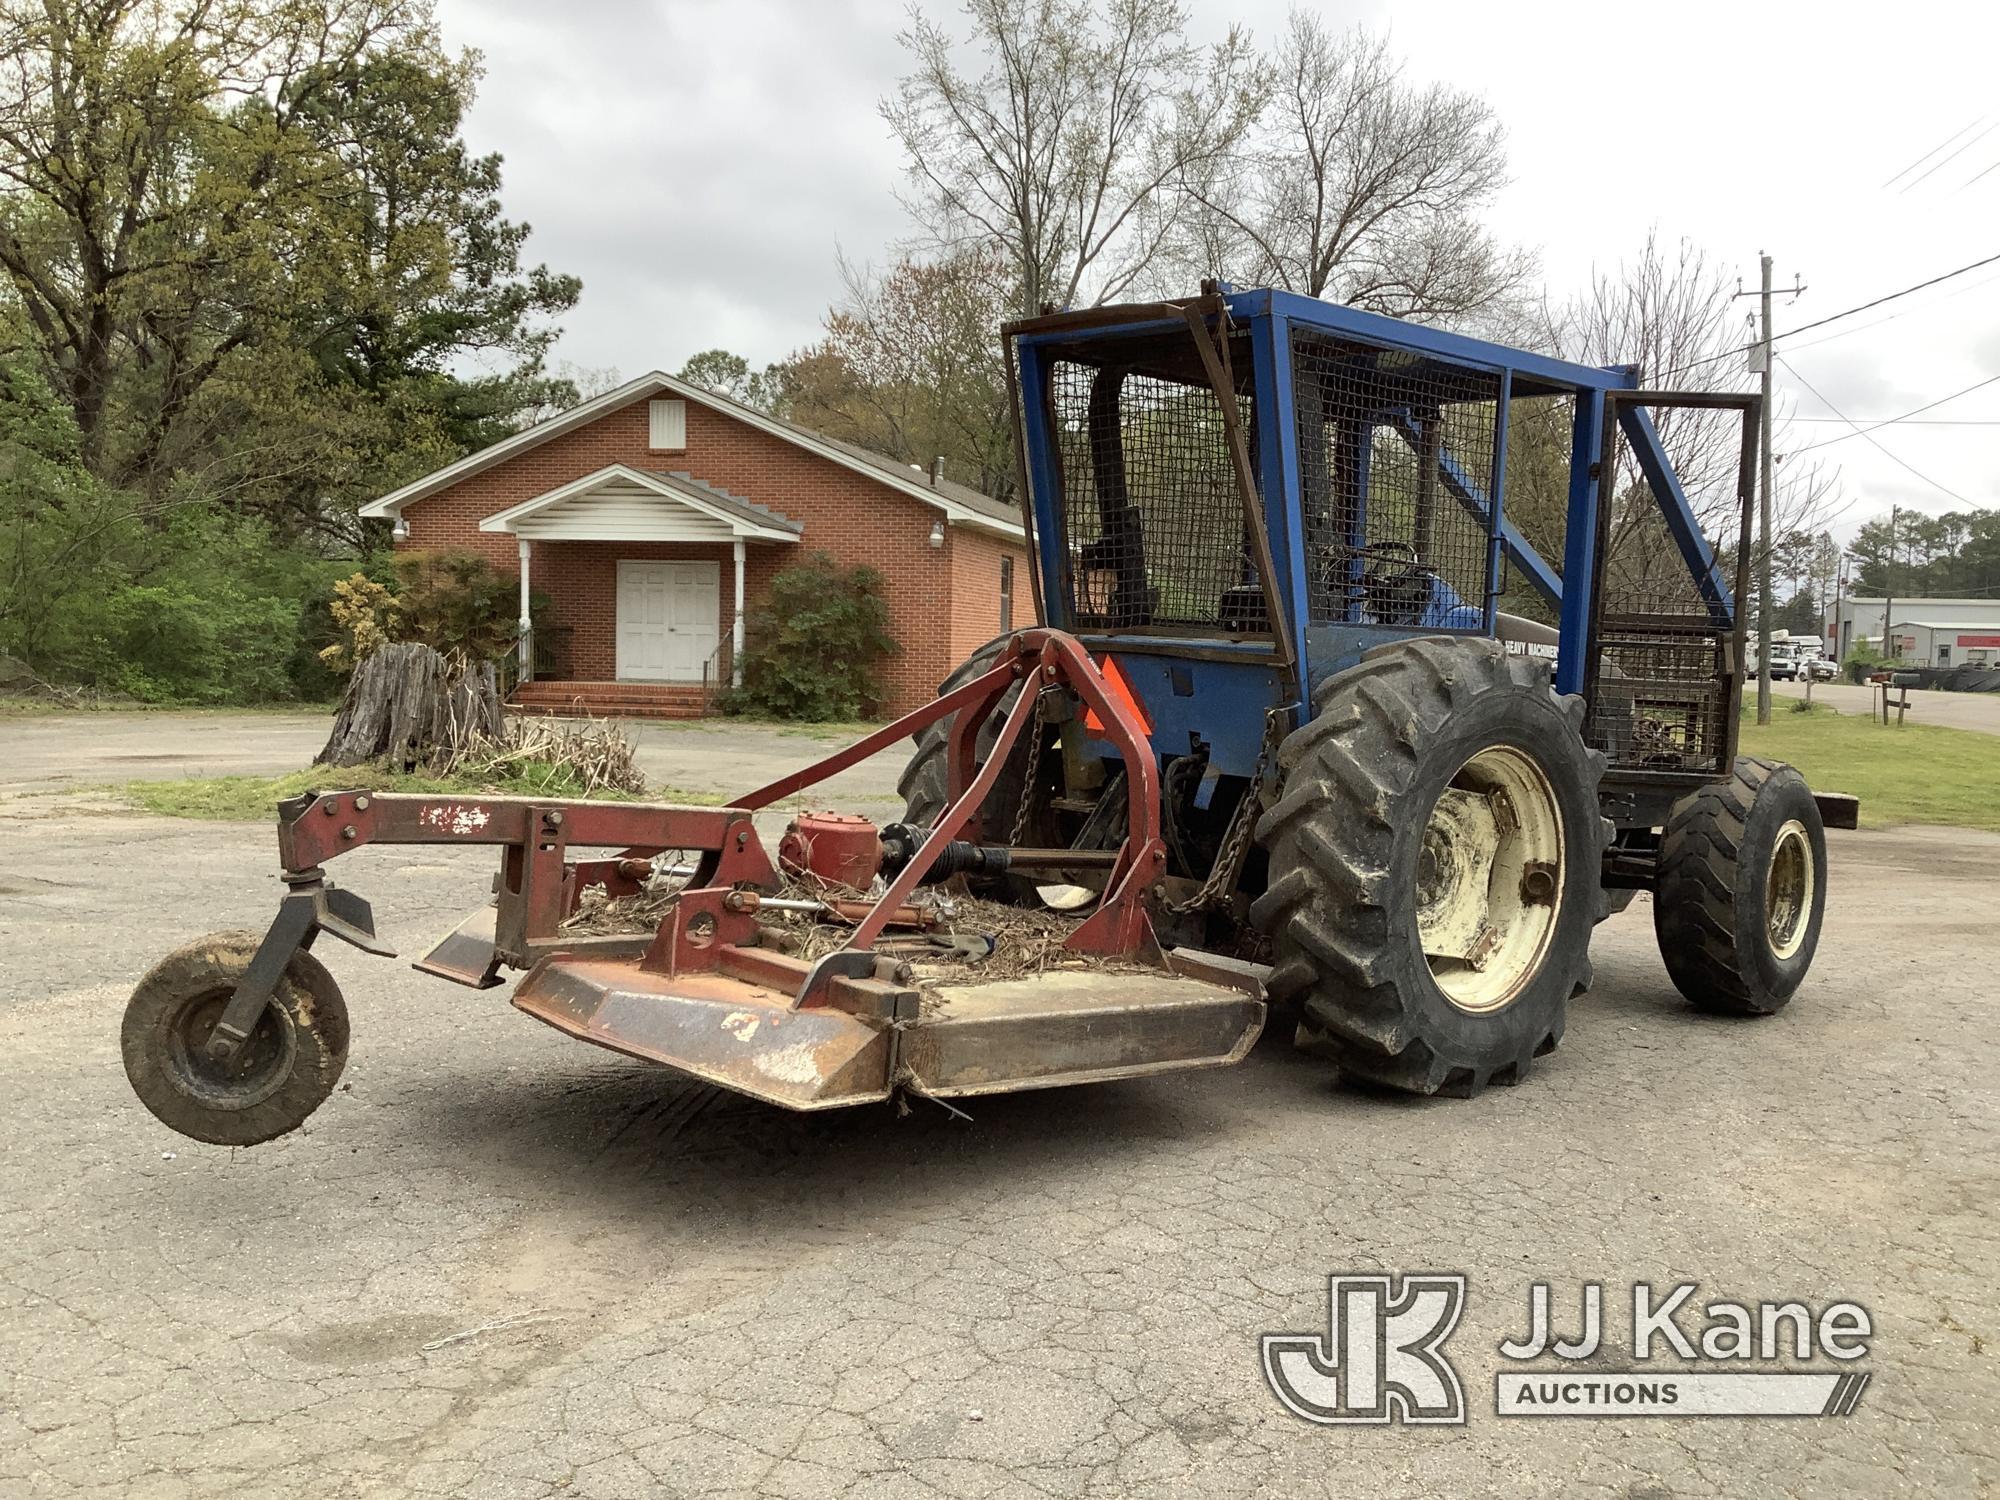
[359,372,1028,717]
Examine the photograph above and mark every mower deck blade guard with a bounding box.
[511,955,1265,1111]
[902,971,1265,1099]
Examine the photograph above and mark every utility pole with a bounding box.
[1757,255,1775,723]
[1881,503,1899,664]
[1737,253,1803,725]
[1833,552,1849,661]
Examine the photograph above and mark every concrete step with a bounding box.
[510,681,713,720]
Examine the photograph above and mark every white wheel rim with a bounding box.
[1767,819,1814,960]
[1416,744,1566,1014]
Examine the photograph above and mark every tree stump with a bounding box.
[316,642,503,771]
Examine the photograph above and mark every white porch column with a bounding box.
[731,538,747,687]
[517,537,534,684]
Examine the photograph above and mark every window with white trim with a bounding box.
[1000,557,1014,632]
[648,399,686,449]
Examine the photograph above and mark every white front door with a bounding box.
[616,561,720,681]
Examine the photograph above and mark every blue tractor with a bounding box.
[899,282,1846,1096]
[122,285,1852,1148]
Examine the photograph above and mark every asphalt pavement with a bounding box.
[0,715,1994,1498]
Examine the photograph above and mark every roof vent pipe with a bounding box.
[930,456,945,487]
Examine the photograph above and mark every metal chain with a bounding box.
[1167,707,1286,915]
[1007,703,1050,848]
[1003,698,1284,916]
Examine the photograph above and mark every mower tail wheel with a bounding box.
[122,930,350,1146]
[1653,756,1827,1015]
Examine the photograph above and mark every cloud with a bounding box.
[440,0,917,370]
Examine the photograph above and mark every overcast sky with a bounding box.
[435,0,2000,538]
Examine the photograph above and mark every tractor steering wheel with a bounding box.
[1360,540,1423,585]
[1359,541,1433,625]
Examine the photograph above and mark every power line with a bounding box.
[1763,264,2000,359]
[1661,249,2000,376]
[1777,357,1975,505]
[1774,250,2000,340]
[1787,417,2000,425]
[1882,115,1986,188]
[1902,121,2000,192]
[1962,156,2000,192]
[1783,372,2000,455]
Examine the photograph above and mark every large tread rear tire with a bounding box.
[1653,756,1826,1015]
[897,633,1032,833]
[1251,638,1610,1097]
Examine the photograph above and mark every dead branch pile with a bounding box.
[435,714,647,796]
[317,640,646,795]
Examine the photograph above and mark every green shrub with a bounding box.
[724,552,896,720]
[289,561,393,699]
[12,502,341,704]
[388,549,527,661]
[77,583,298,703]
[1842,641,1887,683]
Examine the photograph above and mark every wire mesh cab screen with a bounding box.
[1584,395,1756,782]
[1589,604,1733,778]
[1044,328,1262,636]
[1291,330,1502,633]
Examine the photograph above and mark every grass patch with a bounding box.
[772,719,889,741]
[642,714,887,741]
[1740,702,2000,831]
[107,765,725,822]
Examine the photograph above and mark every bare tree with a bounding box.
[882,0,1263,318]
[1534,232,1843,609]
[783,247,1018,499]
[1177,16,1528,323]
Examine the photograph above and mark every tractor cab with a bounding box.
[1006,284,1761,826]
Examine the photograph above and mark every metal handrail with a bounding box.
[499,624,573,697]
[698,637,733,710]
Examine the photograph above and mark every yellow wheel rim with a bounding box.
[1415,745,1566,1014]
[1766,818,1813,960]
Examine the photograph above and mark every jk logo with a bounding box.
[1262,1274,1467,1425]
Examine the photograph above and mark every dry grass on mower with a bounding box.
[564,867,1140,990]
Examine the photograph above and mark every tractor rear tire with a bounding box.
[1653,756,1826,1014]
[1252,638,1610,1097]
[898,633,1034,835]
[123,930,350,1146]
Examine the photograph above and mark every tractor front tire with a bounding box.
[123,930,351,1146]
[1653,756,1826,1014]
[1252,638,1610,1097]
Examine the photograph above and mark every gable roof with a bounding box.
[360,370,1025,540]
[478,464,803,543]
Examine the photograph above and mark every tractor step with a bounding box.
[510,953,1264,1112]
